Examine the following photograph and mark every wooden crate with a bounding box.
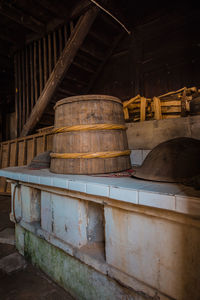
[124,87,199,122]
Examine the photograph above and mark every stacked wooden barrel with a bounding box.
[50,95,131,174]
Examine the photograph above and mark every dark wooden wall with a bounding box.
[0,67,15,141]
[92,9,200,100]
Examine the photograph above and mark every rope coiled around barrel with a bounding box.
[52,123,127,134]
[50,150,131,159]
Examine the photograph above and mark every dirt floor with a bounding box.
[0,195,74,300]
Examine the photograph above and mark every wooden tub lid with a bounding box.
[54,94,122,109]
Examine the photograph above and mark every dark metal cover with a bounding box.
[28,151,52,169]
[132,137,200,183]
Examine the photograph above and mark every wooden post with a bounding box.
[181,88,187,117]
[17,52,22,133]
[48,33,52,74]
[22,50,26,125]
[39,39,43,94]
[53,31,57,67]
[153,97,162,120]
[25,47,30,119]
[140,97,146,121]
[14,54,19,137]
[30,44,34,109]
[21,7,99,136]
[63,24,68,44]
[58,27,63,56]
[43,37,48,84]
[33,41,38,105]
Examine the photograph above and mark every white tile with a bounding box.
[86,183,109,197]
[40,176,53,186]
[28,175,40,184]
[52,177,68,189]
[175,195,200,215]
[139,191,175,210]
[130,150,143,166]
[19,173,29,182]
[68,180,86,193]
[109,187,138,204]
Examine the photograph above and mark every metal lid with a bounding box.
[132,137,200,183]
[28,151,52,169]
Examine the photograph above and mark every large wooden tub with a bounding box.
[50,95,131,174]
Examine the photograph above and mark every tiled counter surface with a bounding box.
[1,166,200,300]
[1,166,200,216]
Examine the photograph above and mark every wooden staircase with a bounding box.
[15,7,124,136]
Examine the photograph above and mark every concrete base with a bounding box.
[16,224,148,300]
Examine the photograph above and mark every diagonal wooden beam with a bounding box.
[0,3,45,34]
[20,7,99,137]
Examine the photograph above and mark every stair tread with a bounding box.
[72,61,95,73]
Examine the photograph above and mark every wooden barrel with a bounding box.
[50,95,131,174]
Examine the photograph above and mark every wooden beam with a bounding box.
[70,0,92,19]
[20,7,99,137]
[0,3,45,34]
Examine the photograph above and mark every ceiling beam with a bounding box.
[0,3,45,34]
[70,0,93,19]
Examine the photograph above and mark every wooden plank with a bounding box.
[153,97,162,120]
[22,50,26,125]
[123,95,140,108]
[58,28,63,56]
[4,142,11,192]
[161,106,181,113]
[43,37,48,84]
[63,24,68,44]
[43,134,47,152]
[181,88,187,117]
[25,47,30,119]
[53,31,57,67]
[17,52,22,133]
[23,139,27,165]
[15,141,19,166]
[30,44,34,109]
[21,8,99,137]
[160,100,181,107]
[48,33,52,74]
[123,107,129,120]
[140,97,147,121]
[39,39,43,94]
[34,41,38,104]
[14,54,19,137]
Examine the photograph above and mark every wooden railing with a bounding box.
[14,18,78,136]
[0,130,53,194]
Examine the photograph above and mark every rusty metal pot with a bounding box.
[132,137,200,183]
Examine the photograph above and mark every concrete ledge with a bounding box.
[127,115,200,149]
[2,167,200,216]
